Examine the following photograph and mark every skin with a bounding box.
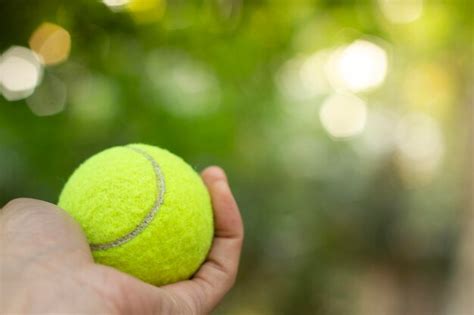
[0,166,243,314]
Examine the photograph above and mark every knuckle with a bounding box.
[1,198,58,231]
[2,197,33,211]
[1,199,34,224]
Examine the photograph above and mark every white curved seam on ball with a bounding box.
[89,145,166,251]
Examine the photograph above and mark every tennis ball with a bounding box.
[58,144,214,286]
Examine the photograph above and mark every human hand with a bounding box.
[0,166,243,314]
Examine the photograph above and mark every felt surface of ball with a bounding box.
[58,144,214,286]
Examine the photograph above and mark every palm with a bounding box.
[82,262,199,314]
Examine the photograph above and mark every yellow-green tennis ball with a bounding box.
[58,144,214,286]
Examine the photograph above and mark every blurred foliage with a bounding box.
[0,0,472,314]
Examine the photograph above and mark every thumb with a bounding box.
[0,198,93,268]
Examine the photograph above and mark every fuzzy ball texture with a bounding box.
[58,144,214,286]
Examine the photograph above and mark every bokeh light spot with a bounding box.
[358,109,399,157]
[378,0,424,24]
[299,51,332,97]
[103,0,130,8]
[70,74,119,123]
[395,113,444,185]
[26,72,67,116]
[146,50,220,117]
[275,57,310,102]
[320,93,367,138]
[127,0,166,23]
[275,52,331,102]
[0,46,43,101]
[327,40,388,92]
[29,22,71,66]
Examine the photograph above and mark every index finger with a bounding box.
[196,166,244,284]
[162,166,244,313]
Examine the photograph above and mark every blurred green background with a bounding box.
[0,0,472,314]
